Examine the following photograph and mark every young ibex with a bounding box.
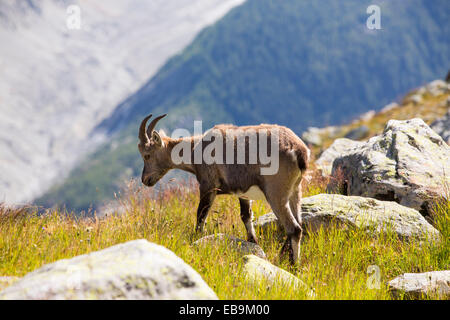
[138,114,310,264]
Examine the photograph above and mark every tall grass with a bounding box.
[0,175,448,299]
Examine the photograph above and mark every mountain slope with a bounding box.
[37,0,450,212]
[99,0,450,134]
[0,0,245,204]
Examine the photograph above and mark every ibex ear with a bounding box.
[158,129,167,137]
[151,130,164,147]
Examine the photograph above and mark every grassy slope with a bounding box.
[36,0,450,212]
[310,89,450,156]
[1,177,449,299]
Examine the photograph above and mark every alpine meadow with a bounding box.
[0,0,449,303]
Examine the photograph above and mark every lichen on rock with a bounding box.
[0,239,218,300]
[388,270,450,299]
[242,255,315,297]
[255,194,440,241]
[329,118,450,217]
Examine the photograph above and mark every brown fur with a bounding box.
[138,115,310,264]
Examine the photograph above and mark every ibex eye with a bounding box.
[144,155,150,161]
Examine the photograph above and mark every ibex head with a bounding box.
[138,114,169,186]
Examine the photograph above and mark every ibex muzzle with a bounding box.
[138,114,310,265]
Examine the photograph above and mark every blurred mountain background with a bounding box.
[1,0,448,212]
[0,0,244,204]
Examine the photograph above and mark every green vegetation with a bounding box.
[37,0,450,211]
[3,177,449,299]
[311,90,450,155]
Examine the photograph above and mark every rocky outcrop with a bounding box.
[0,240,217,300]
[315,138,364,176]
[380,102,399,113]
[431,110,450,144]
[255,194,440,241]
[242,255,314,297]
[344,125,369,140]
[388,270,450,299]
[330,119,450,216]
[301,126,341,147]
[193,233,266,259]
[353,110,375,123]
[404,94,423,105]
[404,80,450,105]
[425,80,450,97]
[301,127,323,146]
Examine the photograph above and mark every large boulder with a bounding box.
[430,110,450,144]
[388,270,450,299]
[255,194,440,241]
[0,240,217,300]
[193,233,266,259]
[315,138,364,176]
[330,119,450,216]
[242,255,314,297]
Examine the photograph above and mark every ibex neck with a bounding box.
[165,136,198,175]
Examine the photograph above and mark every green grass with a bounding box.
[310,92,449,156]
[1,178,448,299]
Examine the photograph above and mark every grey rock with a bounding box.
[0,240,217,300]
[315,138,364,176]
[344,125,369,140]
[430,110,450,144]
[353,110,375,123]
[426,80,449,97]
[380,102,399,113]
[405,94,423,105]
[242,255,315,297]
[256,213,282,233]
[404,80,449,105]
[301,127,322,146]
[301,126,341,147]
[193,233,266,259]
[388,270,450,299]
[330,119,450,216]
[255,194,440,241]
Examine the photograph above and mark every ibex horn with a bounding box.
[146,114,167,138]
[139,114,153,144]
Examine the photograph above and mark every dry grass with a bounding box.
[1,173,448,300]
[310,91,449,156]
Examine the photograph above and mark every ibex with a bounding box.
[138,114,310,264]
